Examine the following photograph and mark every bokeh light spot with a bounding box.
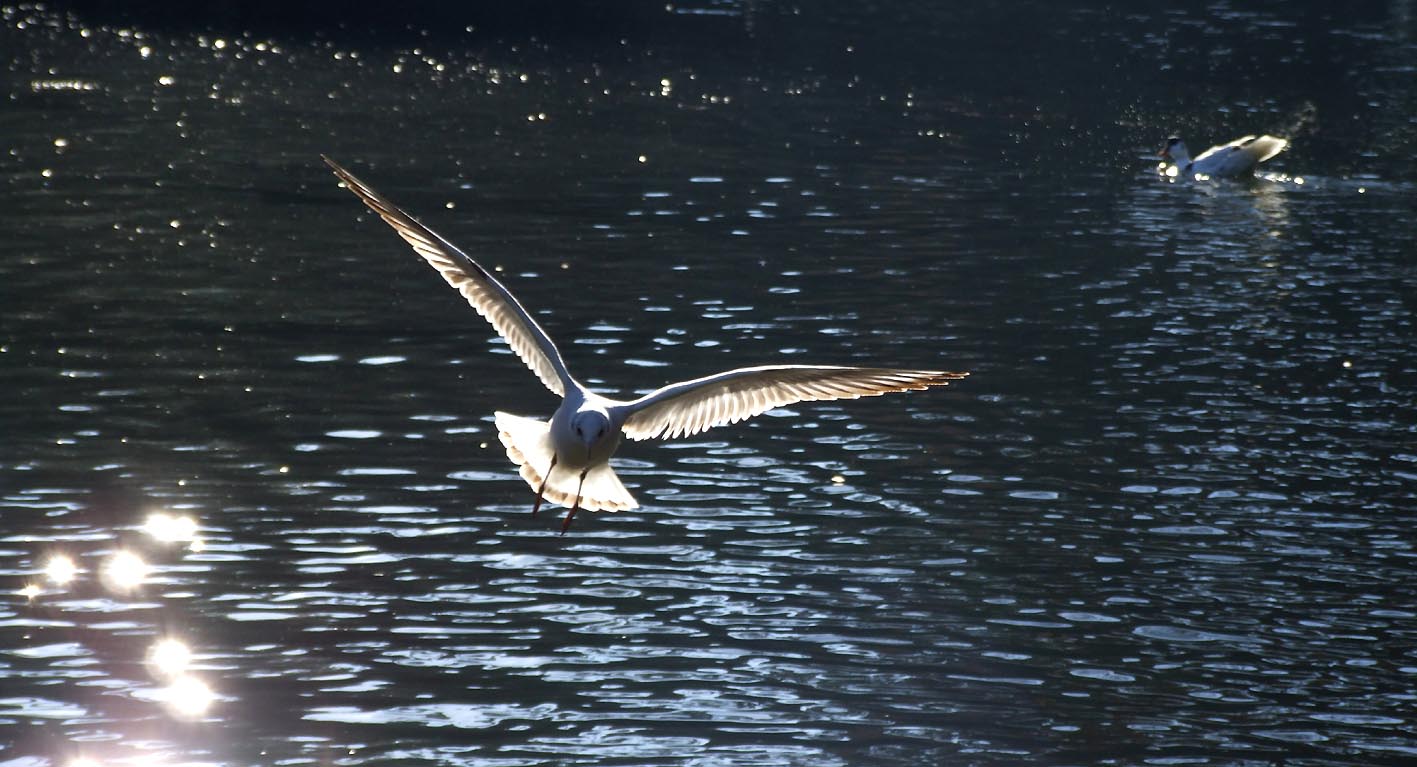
[147,637,193,679]
[101,550,150,592]
[45,553,79,585]
[143,511,199,543]
[160,674,215,719]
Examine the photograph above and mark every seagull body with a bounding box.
[1160,135,1287,178]
[323,157,967,531]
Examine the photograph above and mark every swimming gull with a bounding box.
[1159,134,1288,178]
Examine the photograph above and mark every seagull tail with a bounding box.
[495,412,639,513]
[576,462,639,513]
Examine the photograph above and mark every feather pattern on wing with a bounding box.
[618,365,967,441]
[323,156,570,397]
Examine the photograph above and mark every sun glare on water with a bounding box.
[147,637,194,679]
[101,550,150,592]
[159,674,216,719]
[46,553,79,584]
[143,511,200,546]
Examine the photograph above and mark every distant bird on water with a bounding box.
[1159,134,1288,178]
[323,157,967,533]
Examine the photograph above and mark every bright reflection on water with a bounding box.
[45,554,79,585]
[155,674,217,721]
[147,638,194,679]
[142,512,200,546]
[100,550,150,592]
[4,1,1417,766]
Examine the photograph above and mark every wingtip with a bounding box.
[911,369,969,391]
[321,154,353,183]
[922,369,969,384]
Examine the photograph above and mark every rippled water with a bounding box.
[4,2,1416,765]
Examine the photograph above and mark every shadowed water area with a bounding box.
[3,2,1417,765]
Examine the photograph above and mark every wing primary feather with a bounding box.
[618,365,967,441]
[322,156,572,397]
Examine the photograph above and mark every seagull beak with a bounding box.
[1158,148,1170,159]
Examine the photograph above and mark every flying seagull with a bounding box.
[323,156,968,532]
[1159,134,1288,178]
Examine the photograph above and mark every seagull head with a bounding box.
[1159,136,1184,160]
[571,409,612,446]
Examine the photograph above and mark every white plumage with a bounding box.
[324,157,967,532]
[1160,135,1288,178]
[496,412,637,512]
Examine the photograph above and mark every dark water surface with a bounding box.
[4,2,1417,765]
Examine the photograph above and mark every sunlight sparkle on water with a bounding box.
[160,674,215,719]
[143,511,198,543]
[102,550,150,591]
[46,553,79,584]
[147,638,193,678]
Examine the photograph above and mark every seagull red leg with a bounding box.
[531,455,558,518]
[560,468,590,535]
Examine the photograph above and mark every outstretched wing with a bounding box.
[1244,135,1288,164]
[323,156,571,397]
[1192,135,1256,164]
[617,365,966,441]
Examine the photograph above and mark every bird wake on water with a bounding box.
[323,157,968,532]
